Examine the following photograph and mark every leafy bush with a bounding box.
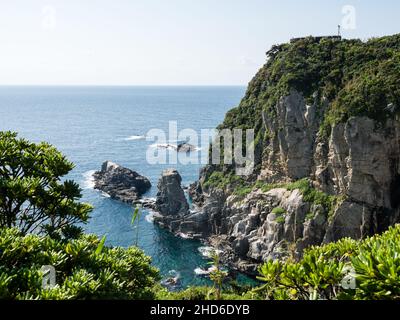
[0,131,92,238]
[254,224,400,300]
[202,171,248,192]
[271,207,286,224]
[351,226,400,299]
[0,228,160,300]
[156,285,255,301]
[160,225,400,301]
[271,207,286,215]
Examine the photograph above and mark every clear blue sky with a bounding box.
[0,0,399,85]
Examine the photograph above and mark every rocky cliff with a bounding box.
[155,34,400,274]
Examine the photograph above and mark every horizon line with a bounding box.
[0,84,247,87]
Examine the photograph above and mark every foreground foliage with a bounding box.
[161,225,400,300]
[0,228,160,299]
[253,224,400,300]
[0,131,92,238]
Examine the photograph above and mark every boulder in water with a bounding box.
[93,161,151,203]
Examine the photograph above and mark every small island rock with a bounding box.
[93,161,151,203]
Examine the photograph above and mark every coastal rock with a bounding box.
[156,142,197,153]
[188,181,205,206]
[153,169,212,237]
[260,89,328,181]
[93,161,151,203]
[177,142,197,153]
[155,169,189,216]
[132,197,157,210]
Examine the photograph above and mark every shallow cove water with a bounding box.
[0,85,259,289]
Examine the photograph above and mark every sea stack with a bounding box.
[93,161,151,203]
[155,169,189,216]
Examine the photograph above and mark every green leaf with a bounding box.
[131,207,140,225]
[95,235,106,256]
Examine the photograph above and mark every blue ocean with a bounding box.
[0,85,251,288]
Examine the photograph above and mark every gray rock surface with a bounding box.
[177,142,197,153]
[93,161,151,203]
[155,169,189,215]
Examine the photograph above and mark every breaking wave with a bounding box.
[82,170,96,189]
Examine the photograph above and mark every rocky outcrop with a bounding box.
[155,169,189,215]
[156,142,197,153]
[260,90,328,181]
[93,161,151,203]
[177,142,197,153]
[157,89,400,273]
[153,169,211,238]
[315,116,400,241]
[207,91,399,271]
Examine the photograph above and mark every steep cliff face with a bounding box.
[189,93,400,273]
[156,34,400,273]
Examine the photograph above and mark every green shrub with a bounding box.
[158,225,400,300]
[305,212,315,221]
[351,226,400,299]
[0,228,160,300]
[271,207,286,215]
[156,285,253,301]
[0,131,92,238]
[271,207,286,224]
[254,224,400,300]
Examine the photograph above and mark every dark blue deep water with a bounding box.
[0,86,249,289]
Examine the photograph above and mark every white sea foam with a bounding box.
[178,232,191,239]
[145,212,155,223]
[82,170,96,189]
[194,266,217,275]
[198,246,222,258]
[198,246,213,258]
[149,143,201,152]
[168,269,180,278]
[161,269,181,287]
[124,135,146,141]
[149,143,176,150]
[101,191,111,198]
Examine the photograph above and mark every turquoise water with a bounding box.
[0,85,252,288]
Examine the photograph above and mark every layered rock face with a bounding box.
[93,161,151,203]
[260,90,326,181]
[260,90,400,239]
[193,91,400,272]
[154,169,212,237]
[155,169,189,216]
[314,116,400,241]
